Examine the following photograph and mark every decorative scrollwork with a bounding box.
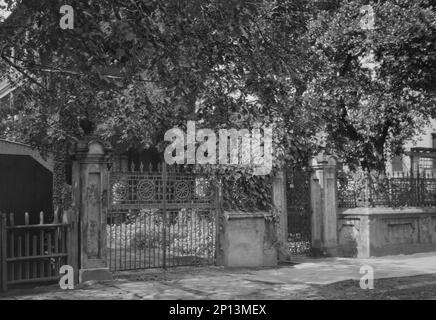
[174,181,191,200]
[137,180,155,201]
[111,181,128,202]
[195,178,214,199]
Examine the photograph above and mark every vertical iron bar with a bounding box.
[129,210,132,270]
[204,210,207,264]
[177,209,180,266]
[134,211,138,269]
[109,213,112,272]
[168,211,172,267]
[113,213,118,272]
[124,212,127,270]
[150,210,153,268]
[108,172,112,272]
[153,209,156,268]
[118,212,122,272]
[188,210,195,257]
[195,209,198,263]
[162,163,167,269]
[215,179,222,265]
[139,209,142,269]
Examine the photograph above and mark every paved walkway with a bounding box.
[1,252,436,299]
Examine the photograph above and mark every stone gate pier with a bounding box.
[71,136,113,283]
[310,154,339,256]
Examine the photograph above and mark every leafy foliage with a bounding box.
[1,0,436,212]
[0,0,320,159]
[307,0,436,171]
[221,173,272,211]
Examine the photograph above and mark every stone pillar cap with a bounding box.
[310,153,338,167]
[71,135,112,161]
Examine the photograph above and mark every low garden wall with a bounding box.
[217,211,278,267]
[338,207,436,258]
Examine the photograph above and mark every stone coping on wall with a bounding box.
[339,207,436,216]
[338,206,436,258]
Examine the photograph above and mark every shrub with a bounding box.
[107,208,215,258]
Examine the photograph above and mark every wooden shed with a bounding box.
[0,139,53,224]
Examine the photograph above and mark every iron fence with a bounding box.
[338,171,436,208]
[286,169,312,255]
[107,163,218,271]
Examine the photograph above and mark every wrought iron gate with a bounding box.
[107,163,218,271]
[286,169,312,255]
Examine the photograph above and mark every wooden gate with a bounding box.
[0,211,70,291]
[107,163,219,271]
[286,168,312,255]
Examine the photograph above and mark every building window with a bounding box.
[432,133,436,149]
[419,157,433,170]
[392,156,403,172]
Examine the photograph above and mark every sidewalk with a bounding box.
[1,252,436,300]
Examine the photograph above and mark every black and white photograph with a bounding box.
[0,0,435,308]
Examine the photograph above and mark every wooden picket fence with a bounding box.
[0,211,71,291]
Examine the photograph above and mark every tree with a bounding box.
[306,0,436,171]
[4,0,434,211]
[0,0,321,211]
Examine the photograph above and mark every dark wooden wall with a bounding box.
[0,155,53,225]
